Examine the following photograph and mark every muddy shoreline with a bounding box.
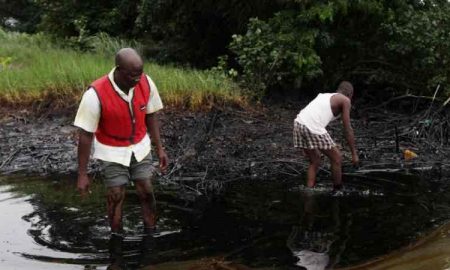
[1,104,449,186]
[1,103,450,269]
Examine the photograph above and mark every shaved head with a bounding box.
[115,48,143,69]
[114,48,144,90]
[336,81,354,98]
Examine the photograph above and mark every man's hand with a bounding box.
[146,113,169,174]
[77,129,93,197]
[157,148,169,174]
[77,173,91,197]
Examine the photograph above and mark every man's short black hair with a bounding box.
[337,81,354,97]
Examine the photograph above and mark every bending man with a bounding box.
[293,81,358,190]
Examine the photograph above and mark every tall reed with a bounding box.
[0,29,245,109]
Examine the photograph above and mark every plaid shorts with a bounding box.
[293,121,335,149]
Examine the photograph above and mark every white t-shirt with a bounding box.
[74,68,163,166]
[295,93,339,135]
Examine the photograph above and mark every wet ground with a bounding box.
[1,168,450,270]
[1,105,449,269]
[1,104,449,183]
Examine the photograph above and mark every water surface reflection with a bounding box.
[0,171,449,269]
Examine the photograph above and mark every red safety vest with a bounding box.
[91,74,151,146]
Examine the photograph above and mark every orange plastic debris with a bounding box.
[404,149,418,160]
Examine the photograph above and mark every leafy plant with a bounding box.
[228,3,336,98]
[383,2,450,95]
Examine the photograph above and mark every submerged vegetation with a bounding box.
[1,175,105,208]
[0,29,245,110]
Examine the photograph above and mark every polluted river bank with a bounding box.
[1,103,450,269]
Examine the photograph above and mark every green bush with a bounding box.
[383,3,450,95]
[227,0,449,98]
[229,11,326,99]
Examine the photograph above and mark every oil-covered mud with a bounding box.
[1,170,450,270]
[1,105,449,269]
[1,106,448,181]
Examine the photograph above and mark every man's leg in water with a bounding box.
[107,185,126,233]
[303,148,321,187]
[320,147,342,189]
[135,179,157,231]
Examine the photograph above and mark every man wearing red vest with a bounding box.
[74,48,169,236]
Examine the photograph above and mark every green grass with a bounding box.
[0,29,246,109]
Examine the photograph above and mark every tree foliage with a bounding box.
[228,3,335,97]
[224,0,450,97]
[36,0,140,37]
[4,0,288,67]
[0,0,42,32]
[1,0,449,99]
[383,2,450,95]
[132,0,289,67]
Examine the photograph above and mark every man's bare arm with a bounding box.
[341,97,359,165]
[145,113,169,173]
[77,129,93,195]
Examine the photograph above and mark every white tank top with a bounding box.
[295,93,339,135]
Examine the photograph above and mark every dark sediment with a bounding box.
[0,103,449,190]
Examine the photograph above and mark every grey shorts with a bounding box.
[99,153,154,187]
